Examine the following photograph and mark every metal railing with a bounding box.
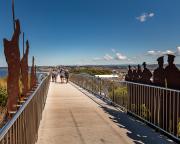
[70,73,180,142]
[0,73,50,144]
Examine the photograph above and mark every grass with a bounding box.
[0,75,31,107]
[70,67,112,75]
[0,76,31,126]
[0,77,7,89]
[0,77,7,107]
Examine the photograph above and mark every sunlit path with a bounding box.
[36,78,175,144]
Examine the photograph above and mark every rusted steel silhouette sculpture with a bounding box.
[3,19,21,112]
[137,64,142,81]
[153,56,166,127]
[153,56,165,87]
[132,67,138,82]
[141,62,152,84]
[125,65,133,81]
[20,40,29,97]
[30,56,37,89]
[164,54,180,134]
[165,54,180,90]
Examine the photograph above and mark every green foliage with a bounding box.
[0,74,31,109]
[0,77,7,89]
[109,85,127,99]
[0,78,7,107]
[70,67,112,75]
[140,104,151,119]
[114,86,127,96]
[131,104,151,120]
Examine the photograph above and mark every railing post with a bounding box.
[99,78,102,95]
[91,76,94,92]
[112,80,115,103]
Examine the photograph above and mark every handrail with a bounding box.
[0,73,50,143]
[75,73,180,92]
[0,74,47,140]
[120,80,180,93]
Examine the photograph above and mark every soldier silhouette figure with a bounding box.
[125,65,133,81]
[164,54,180,134]
[132,67,138,82]
[153,56,166,127]
[141,62,152,84]
[3,19,21,112]
[165,54,180,90]
[137,64,142,82]
[153,56,165,87]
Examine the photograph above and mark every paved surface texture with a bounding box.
[36,79,175,144]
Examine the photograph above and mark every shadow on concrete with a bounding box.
[100,105,175,144]
[71,82,177,144]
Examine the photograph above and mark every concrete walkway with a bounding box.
[36,80,175,144]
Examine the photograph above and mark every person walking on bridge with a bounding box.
[59,68,65,83]
[65,69,69,83]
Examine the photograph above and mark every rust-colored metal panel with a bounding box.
[20,40,29,97]
[3,20,21,112]
[30,56,36,89]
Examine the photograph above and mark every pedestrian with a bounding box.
[65,69,69,83]
[54,69,58,83]
[60,68,65,83]
[52,69,56,82]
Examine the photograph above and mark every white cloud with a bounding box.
[146,50,162,56]
[104,54,113,61]
[149,13,155,17]
[93,49,128,62]
[115,53,127,60]
[176,46,180,56]
[93,54,113,61]
[147,50,156,55]
[146,49,176,57]
[162,50,175,55]
[136,12,155,22]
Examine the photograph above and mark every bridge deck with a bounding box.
[36,79,174,144]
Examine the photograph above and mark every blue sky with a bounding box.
[0,0,180,66]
